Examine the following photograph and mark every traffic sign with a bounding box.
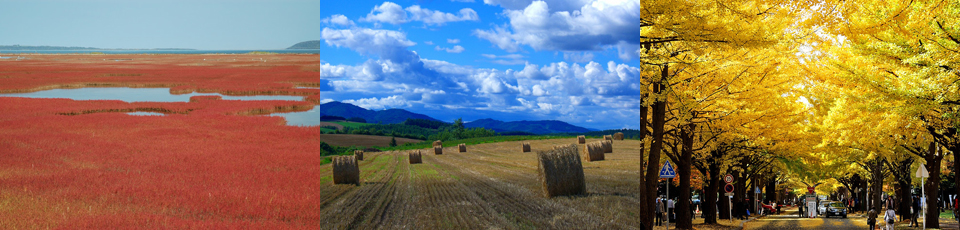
[755,188,762,194]
[916,165,929,178]
[724,174,734,184]
[659,161,676,178]
[725,192,734,196]
[724,184,734,193]
[808,186,815,194]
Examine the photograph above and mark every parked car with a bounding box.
[818,201,833,216]
[824,202,847,218]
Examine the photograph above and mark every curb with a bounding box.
[737,216,758,229]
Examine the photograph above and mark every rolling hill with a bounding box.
[464,118,592,135]
[312,101,439,124]
[287,40,325,49]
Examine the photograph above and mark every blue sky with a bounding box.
[1,0,647,130]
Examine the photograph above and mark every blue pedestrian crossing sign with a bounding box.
[659,161,676,178]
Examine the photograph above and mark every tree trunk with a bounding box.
[892,157,914,221]
[925,142,943,228]
[872,158,884,212]
[703,158,721,224]
[639,65,668,230]
[676,121,694,229]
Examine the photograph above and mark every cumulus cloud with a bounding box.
[321,14,355,26]
[360,2,407,24]
[361,2,479,26]
[436,45,465,53]
[344,95,411,110]
[321,27,417,62]
[447,38,460,44]
[481,53,525,65]
[474,0,643,54]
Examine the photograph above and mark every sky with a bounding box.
[1,0,649,130]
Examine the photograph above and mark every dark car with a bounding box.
[824,202,847,218]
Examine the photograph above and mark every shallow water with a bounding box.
[0,88,303,102]
[127,112,166,116]
[269,107,324,127]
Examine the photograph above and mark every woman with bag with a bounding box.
[867,209,877,230]
[884,204,897,230]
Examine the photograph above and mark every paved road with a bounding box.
[744,208,866,230]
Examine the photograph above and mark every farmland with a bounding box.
[0,54,693,228]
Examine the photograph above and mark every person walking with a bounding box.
[885,204,897,230]
[655,198,664,226]
[798,201,804,218]
[868,209,877,230]
[667,198,675,222]
[910,196,920,227]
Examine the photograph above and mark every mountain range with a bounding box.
[313,101,592,134]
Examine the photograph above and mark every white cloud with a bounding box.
[406,6,479,25]
[481,53,525,65]
[447,39,460,44]
[436,45,466,53]
[563,51,594,63]
[424,41,435,45]
[360,2,408,25]
[360,2,479,26]
[321,14,355,26]
[452,0,476,2]
[321,27,417,62]
[474,0,643,55]
[344,95,411,110]
[483,0,592,11]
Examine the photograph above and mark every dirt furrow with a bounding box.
[315,152,399,228]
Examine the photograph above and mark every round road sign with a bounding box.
[724,174,734,184]
[724,184,734,193]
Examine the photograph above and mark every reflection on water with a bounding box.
[269,107,323,126]
[127,112,166,116]
[0,88,303,102]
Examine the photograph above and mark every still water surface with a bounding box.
[0,88,303,102]
[0,87,322,125]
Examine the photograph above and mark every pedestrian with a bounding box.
[885,204,897,230]
[655,198,663,226]
[868,209,877,230]
[667,198,675,222]
[910,196,919,227]
[798,201,804,218]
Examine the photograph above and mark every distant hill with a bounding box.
[465,118,592,135]
[312,101,439,124]
[0,45,193,51]
[287,40,325,49]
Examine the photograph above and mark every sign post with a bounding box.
[916,165,929,230]
[660,161,676,229]
[724,174,733,220]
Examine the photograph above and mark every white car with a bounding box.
[818,201,833,216]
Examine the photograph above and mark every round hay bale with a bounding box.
[409,150,422,164]
[603,135,613,141]
[332,155,360,185]
[582,141,605,162]
[433,140,442,148]
[354,150,364,161]
[537,144,585,197]
[521,142,531,153]
[613,132,624,140]
[434,146,443,155]
[577,135,586,144]
[602,140,613,153]
[458,143,467,153]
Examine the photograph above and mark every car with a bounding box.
[818,201,832,216]
[824,202,847,218]
[760,203,776,214]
